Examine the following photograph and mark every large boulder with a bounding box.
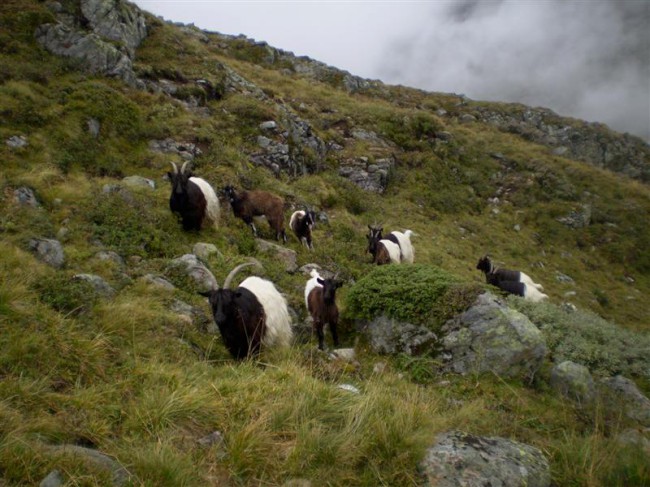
[361,315,438,356]
[598,375,650,427]
[419,431,551,487]
[80,0,147,56]
[440,292,546,379]
[550,360,596,407]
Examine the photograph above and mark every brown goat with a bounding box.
[306,276,342,350]
[223,185,286,241]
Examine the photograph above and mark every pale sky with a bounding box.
[132,1,650,141]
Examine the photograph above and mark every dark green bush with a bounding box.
[345,264,481,332]
[90,189,187,258]
[35,273,98,315]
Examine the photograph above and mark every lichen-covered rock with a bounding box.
[193,242,222,261]
[598,375,650,427]
[73,273,115,298]
[45,444,131,486]
[39,469,64,487]
[256,239,298,273]
[362,315,438,356]
[550,360,596,406]
[419,431,551,487]
[440,292,546,379]
[167,254,218,292]
[141,274,175,291]
[6,135,28,148]
[29,238,65,268]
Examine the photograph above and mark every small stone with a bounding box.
[373,362,387,374]
[141,274,176,291]
[14,187,39,207]
[87,118,101,138]
[330,348,355,362]
[73,274,115,298]
[257,135,273,148]
[193,242,222,261]
[29,238,64,268]
[556,272,575,283]
[337,384,360,394]
[259,121,277,130]
[40,469,64,487]
[513,224,521,232]
[122,176,155,190]
[6,135,28,148]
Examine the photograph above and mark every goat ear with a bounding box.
[199,290,213,298]
[317,278,325,285]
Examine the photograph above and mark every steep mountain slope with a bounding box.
[1,1,649,485]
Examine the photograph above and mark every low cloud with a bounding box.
[377,0,650,140]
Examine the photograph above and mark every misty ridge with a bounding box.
[376,0,650,142]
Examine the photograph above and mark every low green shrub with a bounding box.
[510,298,650,380]
[345,264,481,332]
[34,273,98,316]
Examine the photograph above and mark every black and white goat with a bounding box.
[476,255,548,302]
[223,185,286,242]
[168,162,220,231]
[366,225,415,265]
[290,210,317,250]
[200,262,293,359]
[304,269,342,350]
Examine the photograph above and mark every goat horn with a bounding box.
[170,162,179,174]
[180,161,191,174]
[223,261,262,289]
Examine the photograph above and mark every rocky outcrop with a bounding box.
[339,156,394,193]
[419,431,550,487]
[148,139,202,161]
[440,292,546,379]
[472,105,650,183]
[80,0,146,57]
[35,0,146,87]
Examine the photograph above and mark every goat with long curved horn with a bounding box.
[200,261,292,359]
[167,160,220,231]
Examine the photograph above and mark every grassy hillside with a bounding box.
[1,1,649,485]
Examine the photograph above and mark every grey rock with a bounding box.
[435,109,448,117]
[298,264,335,280]
[330,348,356,362]
[35,23,137,86]
[193,242,222,261]
[598,375,650,427]
[14,187,39,207]
[337,384,360,394]
[284,480,312,487]
[257,135,273,148]
[172,299,213,332]
[615,428,650,455]
[87,118,100,137]
[557,204,591,229]
[167,254,218,292]
[29,238,65,268]
[6,135,28,148]
[420,431,550,487]
[556,272,575,283]
[363,315,438,356]
[46,444,131,486]
[459,113,477,123]
[95,250,125,267]
[440,292,547,379]
[435,131,453,141]
[40,470,64,487]
[148,139,202,159]
[141,274,176,291]
[259,120,277,130]
[80,0,147,57]
[73,274,115,298]
[122,175,155,190]
[339,156,394,193]
[197,430,225,449]
[550,361,596,406]
[256,239,298,273]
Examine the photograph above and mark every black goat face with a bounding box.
[317,277,342,303]
[168,170,192,196]
[223,185,236,203]
[476,256,491,272]
[366,225,383,254]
